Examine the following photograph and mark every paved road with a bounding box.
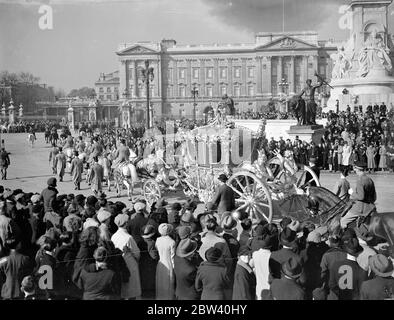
[1,132,394,213]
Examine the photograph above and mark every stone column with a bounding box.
[119,60,127,98]
[125,60,130,95]
[214,58,219,97]
[263,56,272,96]
[43,107,48,120]
[256,56,263,95]
[228,58,233,96]
[289,56,295,94]
[186,59,192,93]
[278,56,283,82]
[156,58,161,97]
[133,60,138,97]
[174,60,178,97]
[200,59,205,96]
[241,58,248,95]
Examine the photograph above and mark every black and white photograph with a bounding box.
[1,0,394,308]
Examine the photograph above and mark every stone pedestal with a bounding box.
[67,107,75,131]
[8,101,15,124]
[287,124,326,145]
[122,107,131,129]
[88,107,97,122]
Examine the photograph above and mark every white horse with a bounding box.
[64,147,74,170]
[27,133,36,148]
[113,162,139,200]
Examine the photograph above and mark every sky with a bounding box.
[0,0,393,92]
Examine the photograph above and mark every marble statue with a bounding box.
[357,30,392,77]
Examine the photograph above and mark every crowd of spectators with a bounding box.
[0,180,393,301]
[264,106,394,173]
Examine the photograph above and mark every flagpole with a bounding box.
[282,0,285,33]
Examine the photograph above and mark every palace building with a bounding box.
[102,31,337,123]
[39,31,337,126]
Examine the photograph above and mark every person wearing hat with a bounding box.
[55,147,67,182]
[340,160,376,229]
[20,275,45,300]
[174,239,200,300]
[251,224,278,300]
[232,247,256,300]
[221,215,240,298]
[139,224,159,298]
[210,173,235,216]
[111,213,141,300]
[40,177,59,213]
[327,229,368,300]
[195,247,231,300]
[269,227,303,281]
[63,203,82,233]
[270,257,305,300]
[168,202,181,226]
[97,209,112,242]
[76,246,121,300]
[0,146,11,180]
[360,254,394,300]
[88,156,104,197]
[69,151,84,190]
[198,218,232,273]
[128,201,148,245]
[299,226,330,299]
[303,157,320,187]
[155,223,176,300]
[0,237,33,300]
[354,224,377,272]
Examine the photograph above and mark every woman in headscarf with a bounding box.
[155,223,176,300]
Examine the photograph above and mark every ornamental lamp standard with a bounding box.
[191,86,199,121]
[141,60,154,129]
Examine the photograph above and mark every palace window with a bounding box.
[234,86,241,97]
[193,68,199,79]
[139,84,146,97]
[167,68,173,81]
[179,68,186,79]
[114,87,118,92]
[248,67,254,78]
[206,67,213,79]
[99,95,104,100]
[220,86,227,96]
[106,95,112,100]
[179,86,186,97]
[207,86,213,97]
[99,87,104,93]
[150,85,154,97]
[220,67,227,79]
[107,87,111,93]
[234,67,241,78]
[248,85,254,96]
[167,86,172,97]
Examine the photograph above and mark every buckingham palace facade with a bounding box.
[95,31,337,122]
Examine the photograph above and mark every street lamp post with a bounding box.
[141,60,154,129]
[277,78,290,113]
[191,86,199,121]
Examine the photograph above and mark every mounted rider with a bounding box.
[112,138,130,169]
